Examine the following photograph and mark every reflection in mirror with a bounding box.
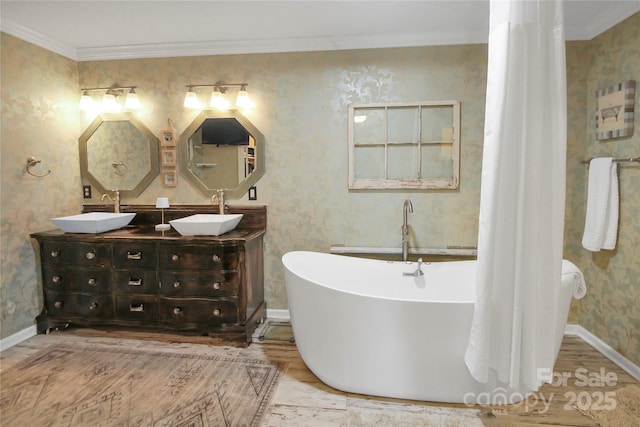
[179,110,264,199]
[349,101,460,190]
[79,113,159,198]
[87,120,151,190]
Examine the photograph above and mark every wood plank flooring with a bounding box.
[1,327,637,426]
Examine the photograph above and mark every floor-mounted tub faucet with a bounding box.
[402,199,413,262]
[101,188,120,213]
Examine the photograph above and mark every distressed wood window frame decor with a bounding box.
[348,101,460,190]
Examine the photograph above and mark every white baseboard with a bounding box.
[565,323,640,381]
[0,325,37,352]
[266,309,291,321]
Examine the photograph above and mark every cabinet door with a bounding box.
[158,271,239,298]
[158,244,239,271]
[159,298,238,325]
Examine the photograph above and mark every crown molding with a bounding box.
[576,2,640,40]
[0,19,77,60]
[76,30,489,62]
[3,4,639,62]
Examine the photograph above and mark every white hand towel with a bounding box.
[562,259,587,299]
[581,158,619,251]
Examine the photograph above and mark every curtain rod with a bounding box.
[581,157,640,164]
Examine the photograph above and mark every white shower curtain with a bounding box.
[464,0,567,392]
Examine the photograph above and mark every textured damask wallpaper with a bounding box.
[1,13,638,367]
[77,44,490,312]
[574,12,639,365]
[1,33,81,337]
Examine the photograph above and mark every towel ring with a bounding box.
[26,156,51,177]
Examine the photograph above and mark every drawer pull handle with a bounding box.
[173,281,181,288]
[86,252,96,260]
[130,304,144,312]
[127,251,142,260]
[128,278,143,286]
[54,301,63,309]
[212,254,221,262]
[50,250,59,258]
[89,302,99,311]
[173,307,182,314]
[52,276,61,284]
[213,308,221,316]
[171,254,179,262]
[213,282,221,290]
[88,278,96,286]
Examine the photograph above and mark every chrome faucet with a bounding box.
[211,189,225,214]
[403,258,425,276]
[402,199,413,261]
[101,188,120,213]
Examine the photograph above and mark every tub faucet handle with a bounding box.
[403,257,425,277]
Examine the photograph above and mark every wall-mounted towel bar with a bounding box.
[581,157,640,164]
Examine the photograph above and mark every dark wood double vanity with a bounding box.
[30,205,266,346]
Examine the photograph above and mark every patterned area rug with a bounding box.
[1,343,286,426]
[573,384,640,427]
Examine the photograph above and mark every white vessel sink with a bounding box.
[50,212,136,233]
[170,214,243,236]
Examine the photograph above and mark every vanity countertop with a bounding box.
[31,225,265,242]
[32,204,267,242]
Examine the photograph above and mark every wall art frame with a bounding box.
[160,118,176,147]
[596,80,635,140]
[162,170,177,187]
[161,149,176,167]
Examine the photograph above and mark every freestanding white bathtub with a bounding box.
[282,251,584,404]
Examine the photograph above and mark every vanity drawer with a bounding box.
[112,270,158,293]
[76,269,111,292]
[159,298,238,325]
[113,243,157,269]
[158,244,239,271]
[159,271,239,298]
[43,266,74,290]
[115,295,159,321]
[43,242,111,267]
[44,290,114,319]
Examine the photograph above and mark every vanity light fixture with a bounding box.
[183,86,201,109]
[79,85,143,112]
[124,87,142,110]
[183,82,253,110]
[236,85,255,109]
[210,87,230,110]
[102,89,119,112]
[79,90,93,110]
